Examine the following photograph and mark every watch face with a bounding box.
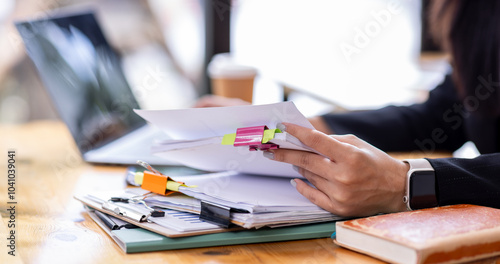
[409,171,438,209]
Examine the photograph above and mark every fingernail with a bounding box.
[263,151,274,160]
[292,165,300,172]
[277,123,287,132]
[290,179,297,188]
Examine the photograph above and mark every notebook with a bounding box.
[15,11,177,166]
[334,204,500,264]
[86,207,336,253]
[77,172,341,231]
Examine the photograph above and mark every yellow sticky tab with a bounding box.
[134,172,144,185]
[166,181,185,192]
[221,133,237,145]
[262,128,281,143]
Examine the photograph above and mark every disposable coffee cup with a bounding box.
[208,53,257,103]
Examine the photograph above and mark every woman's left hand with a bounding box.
[265,123,409,217]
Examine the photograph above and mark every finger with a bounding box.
[299,168,352,205]
[297,166,338,193]
[293,179,335,213]
[282,122,357,161]
[294,177,357,216]
[271,149,340,179]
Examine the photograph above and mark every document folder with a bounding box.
[87,207,336,253]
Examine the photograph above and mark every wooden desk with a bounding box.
[0,121,451,264]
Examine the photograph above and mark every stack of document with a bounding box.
[83,171,341,231]
[84,189,223,233]
[84,205,336,253]
[75,102,344,252]
[160,172,341,228]
[134,101,317,177]
[133,102,343,228]
[77,102,344,236]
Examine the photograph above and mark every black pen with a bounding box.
[95,210,119,230]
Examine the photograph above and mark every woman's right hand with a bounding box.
[266,123,409,217]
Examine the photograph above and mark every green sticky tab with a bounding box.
[221,133,237,145]
[262,128,281,143]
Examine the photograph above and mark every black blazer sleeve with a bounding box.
[320,75,500,209]
[428,154,500,208]
[322,75,468,152]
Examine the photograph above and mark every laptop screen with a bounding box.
[16,12,145,153]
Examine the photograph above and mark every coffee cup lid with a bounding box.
[208,53,257,78]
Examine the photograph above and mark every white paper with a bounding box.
[172,172,343,228]
[134,101,314,140]
[134,102,317,177]
[155,142,301,177]
[175,172,325,213]
[83,177,341,229]
[85,189,219,232]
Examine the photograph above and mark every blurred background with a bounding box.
[0,0,448,124]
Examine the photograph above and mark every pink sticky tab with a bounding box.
[234,126,267,146]
[257,144,279,151]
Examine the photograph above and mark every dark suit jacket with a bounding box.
[322,75,500,208]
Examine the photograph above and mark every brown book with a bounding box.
[334,204,500,264]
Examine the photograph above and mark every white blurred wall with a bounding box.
[231,0,426,110]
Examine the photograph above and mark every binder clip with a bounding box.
[102,201,148,222]
[110,196,165,217]
[133,160,195,196]
[199,201,249,228]
[222,125,281,151]
[200,201,232,228]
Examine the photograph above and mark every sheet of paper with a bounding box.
[85,189,220,232]
[149,132,317,177]
[152,141,302,177]
[134,101,314,140]
[232,211,340,229]
[174,172,326,213]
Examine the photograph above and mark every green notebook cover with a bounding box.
[118,222,335,253]
[89,209,335,253]
[114,222,336,253]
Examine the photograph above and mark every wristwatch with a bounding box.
[403,159,438,210]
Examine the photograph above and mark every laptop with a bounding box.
[15,11,179,166]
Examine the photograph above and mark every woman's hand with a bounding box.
[266,123,409,217]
